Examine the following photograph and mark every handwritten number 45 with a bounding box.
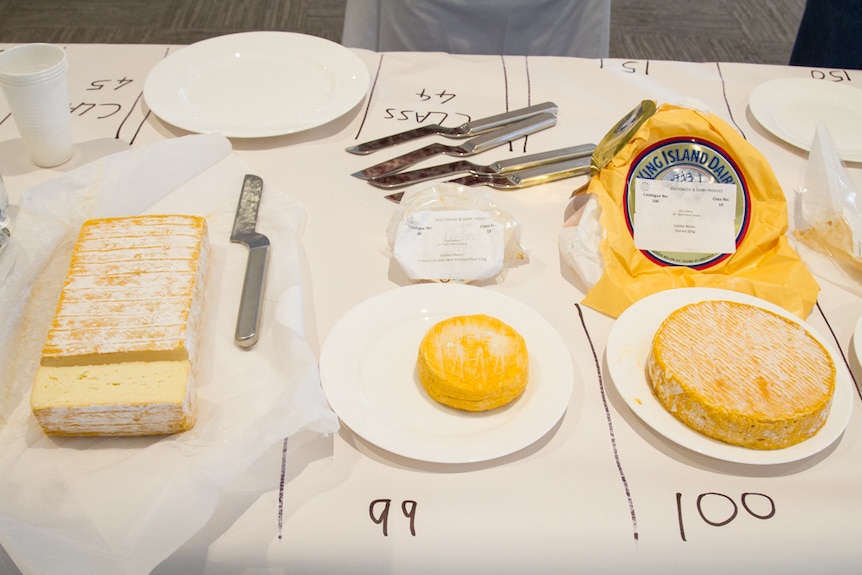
[87,78,134,91]
[369,499,417,537]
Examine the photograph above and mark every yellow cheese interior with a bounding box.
[417,314,529,412]
[32,361,190,408]
[647,300,835,449]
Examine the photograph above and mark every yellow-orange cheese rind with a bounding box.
[647,300,835,450]
[417,314,529,412]
[30,215,208,436]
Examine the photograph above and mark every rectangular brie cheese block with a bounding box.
[30,215,209,436]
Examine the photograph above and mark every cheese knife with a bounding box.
[230,174,269,349]
[570,99,657,197]
[346,101,558,155]
[366,143,596,189]
[352,112,558,180]
[384,155,591,203]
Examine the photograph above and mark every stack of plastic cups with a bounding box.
[0,43,73,168]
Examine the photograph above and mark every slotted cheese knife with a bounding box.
[352,112,558,180]
[367,143,595,189]
[346,101,558,155]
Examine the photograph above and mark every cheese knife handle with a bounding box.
[462,101,558,135]
[235,241,269,348]
[462,113,558,154]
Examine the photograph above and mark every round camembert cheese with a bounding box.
[417,314,529,412]
[647,300,836,450]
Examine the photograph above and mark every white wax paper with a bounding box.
[0,134,338,574]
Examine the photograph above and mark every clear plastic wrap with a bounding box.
[793,122,862,295]
[386,183,528,283]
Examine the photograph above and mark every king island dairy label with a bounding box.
[624,137,751,269]
[394,209,504,281]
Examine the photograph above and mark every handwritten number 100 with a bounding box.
[369,499,417,537]
[676,492,775,541]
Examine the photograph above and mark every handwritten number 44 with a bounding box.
[415,88,456,103]
[369,499,417,537]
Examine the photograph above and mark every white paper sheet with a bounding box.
[0,135,338,575]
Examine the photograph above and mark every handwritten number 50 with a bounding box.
[369,499,417,537]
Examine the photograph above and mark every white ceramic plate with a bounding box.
[319,283,576,464]
[606,287,853,465]
[143,31,369,138]
[749,77,862,162]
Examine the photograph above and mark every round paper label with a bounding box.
[623,137,751,269]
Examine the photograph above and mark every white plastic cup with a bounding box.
[0,44,73,167]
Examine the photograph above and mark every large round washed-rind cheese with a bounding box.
[647,300,835,450]
[417,314,529,412]
[30,214,209,436]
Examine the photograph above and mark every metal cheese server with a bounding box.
[570,99,657,197]
[367,143,596,189]
[346,101,558,155]
[230,174,269,349]
[384,155,591,203]
[352,112,558,180]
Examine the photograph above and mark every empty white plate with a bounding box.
[144,31,370,138]
[749,77,862,162]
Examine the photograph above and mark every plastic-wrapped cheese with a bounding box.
[30,215,208,436]
[565,101,820,320]
[647,300,835,449]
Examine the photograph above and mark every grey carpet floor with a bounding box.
[0,0,805,65]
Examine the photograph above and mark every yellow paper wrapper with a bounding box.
[582,103,819,319]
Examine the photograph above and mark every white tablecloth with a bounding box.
[1,43,861,574]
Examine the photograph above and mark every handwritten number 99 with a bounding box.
[369,499,417,537]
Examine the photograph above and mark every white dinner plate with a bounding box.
[143,31,369,138]
[749,77,862,162]
[606,287,853,465]
[319,283,576,464]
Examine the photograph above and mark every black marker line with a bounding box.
[814,300,860,402]
[277,436,289,540]
[128,105,151,147]
[498,55,515,153]
[352,53,384,141]
[715,62,746,141]
[118,90,144,143]
[128,46,173,146]
[676,492,687,541]
[575,303,639,541]
[521,55,532,153]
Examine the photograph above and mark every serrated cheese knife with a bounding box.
[346,101,558,155]
[230,174,269,349]
[351,112,558,180]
